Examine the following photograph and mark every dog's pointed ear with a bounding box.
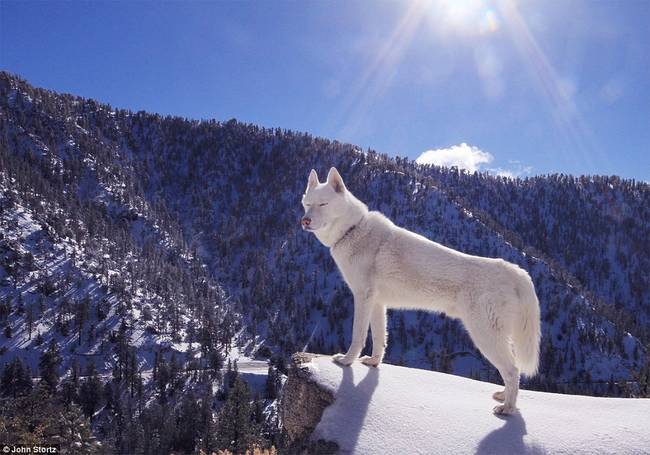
[307,169,319,191]
[327,167,346,193]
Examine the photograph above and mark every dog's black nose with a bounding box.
[301,216,311,227]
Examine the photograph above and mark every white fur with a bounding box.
[301,168,541,415]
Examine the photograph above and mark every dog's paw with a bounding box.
[493,404,516,415]
[492,391,505,402]
[360,355,381,367]
[332,353,354,366]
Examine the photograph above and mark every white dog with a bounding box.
[301,167,541,414]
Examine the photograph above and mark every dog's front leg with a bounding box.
[333,292,372,366]
[360,304,386,367]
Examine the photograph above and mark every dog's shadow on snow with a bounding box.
[475,412,546,455]
[330,362,379,453]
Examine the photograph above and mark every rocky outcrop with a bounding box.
[280,352,339,454]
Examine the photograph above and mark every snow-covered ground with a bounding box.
[306,356,650,454]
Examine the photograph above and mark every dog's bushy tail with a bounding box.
[513,272,541,377]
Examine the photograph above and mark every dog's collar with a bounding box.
[331,219,361,250]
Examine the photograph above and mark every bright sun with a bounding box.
[430,0,501,36]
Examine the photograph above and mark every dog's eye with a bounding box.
[319,203,328,207]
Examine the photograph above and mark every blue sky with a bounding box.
[1,0,649,179]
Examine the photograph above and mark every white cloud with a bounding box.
[416,144,533,179]
[416,143,493,173]
[486,160,533,179]
[488,167,531,179]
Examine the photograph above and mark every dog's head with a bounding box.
[301,167,347,232]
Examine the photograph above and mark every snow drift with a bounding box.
[282,353,650,454]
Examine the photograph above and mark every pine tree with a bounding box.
[156,352,170,401]
[113,319,129,381]
[633,351,650,398]
[217,376,254,453]
[265,366,278,399]
[55,403,101,454]
[0,357,32,398]
[79,363,102,420]
[169,351,180,394]
[209,349,224,379]
[75,296,89,346]
[198,389,217,454]
[103,382,114,411]
[252,393,264,425]
[174,391,201,452]
[60,379,79,407]
[26,304,34,339]
[225,359,233,389]
[38,340,62,393]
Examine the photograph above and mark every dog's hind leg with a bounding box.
[491,343,520,416]
[361,304,386,367]
[464,302,520,415]
[478,335,519,414]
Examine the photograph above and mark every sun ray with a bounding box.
[497,0,608,174]
[329,1,429,142]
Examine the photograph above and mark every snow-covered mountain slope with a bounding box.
[1,71,648,398]
[299,355,650,454]
[0,74,238,380]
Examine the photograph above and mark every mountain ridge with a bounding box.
[1,70,648,396]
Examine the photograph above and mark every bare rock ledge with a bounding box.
[280,353,339,454]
